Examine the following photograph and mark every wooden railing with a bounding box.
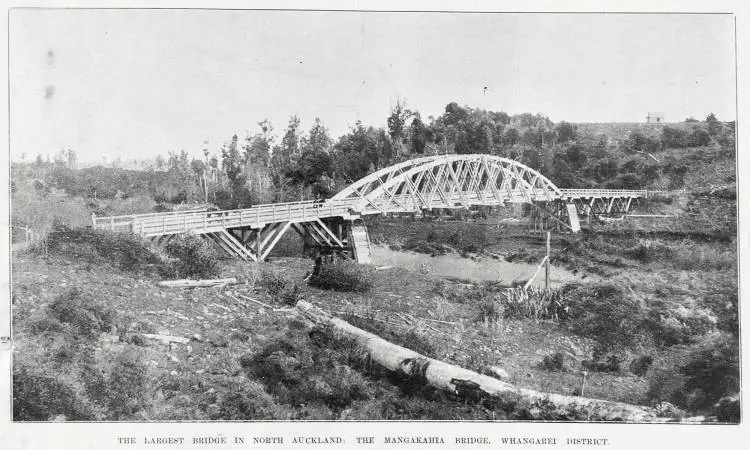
[93,200,361,236]
[92,189,657,237]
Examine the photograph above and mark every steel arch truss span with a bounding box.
[331,154,563,215]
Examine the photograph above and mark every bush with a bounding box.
[629,355,654,376]
[48,288,116,339]
[259,269,305,306]
[678,336,739,411]
[163,234,220,279]
[500,287,569,321]
[243,329,374,413]
[646,336,739,414]
[642,300,716,347]
[211,377,282,420]
[562,283,647,354]
[40,224,167,274]
[661,126,689,148]
[542,352,565,371]
[309,260,373,293]
[647,368,689,406]
[582,354,622,373]
[13,364,96,421]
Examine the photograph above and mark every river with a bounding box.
[369,244,581,287]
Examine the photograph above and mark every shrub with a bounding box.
[678,336,739,411]
[26,315,64,335]
[500,287,569,322]
[647,336,739,414]
[562,283,647,354]
[642,300,716,347]
[629,355,654,376]
[13,364,96,421]
[661,126,689,148]
[582,354,622,373]
[542,352,565,371]
[647,367,686,406]
[259,269,305,306]
[48,288,116,339]
[211,377,282,420]
[309,260,373,293]
[40,224,167,274]
[163,233,220,279]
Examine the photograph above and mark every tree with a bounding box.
[221,135,243,183]
[706,113,722,136]
[555,121,577,144]
[565,144,588,169]
[409,115,428,154]
[501,128,519,147]
[271,116,302,180]
[387,100,412,142]
[661,127,689,148]
[303,118,333,154]
[443,102,468,126]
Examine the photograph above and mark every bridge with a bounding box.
[93,154,652,263]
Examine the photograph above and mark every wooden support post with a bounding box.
[545,231,550,290]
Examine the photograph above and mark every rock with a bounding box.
[51,414,67,422]
[169,355,180,363]
[186,345,193,354]
[191,334,203,342]
[525,372,534,379]
[170,370,178,376]
[487,366,509,379]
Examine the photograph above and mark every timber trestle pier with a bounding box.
[93,154,655,263]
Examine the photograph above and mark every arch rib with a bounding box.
[333,154,563,215]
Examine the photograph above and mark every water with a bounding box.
[370,244,580,287]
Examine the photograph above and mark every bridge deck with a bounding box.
[92,188,650,237]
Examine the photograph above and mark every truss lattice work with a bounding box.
[332,154,563,214]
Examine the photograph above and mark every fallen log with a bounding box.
[158,278,238,288]
[292,300,661,422]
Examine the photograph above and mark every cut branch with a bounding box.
[158,278,238,288]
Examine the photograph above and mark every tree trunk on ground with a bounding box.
[292,300,661,422]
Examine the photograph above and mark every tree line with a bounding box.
[21,104,735,208]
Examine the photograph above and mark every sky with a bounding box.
[9,10,736,164]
